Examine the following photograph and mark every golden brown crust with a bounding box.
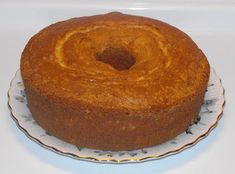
[20,12,210,150]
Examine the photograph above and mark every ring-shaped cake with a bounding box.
[21,12,210,150]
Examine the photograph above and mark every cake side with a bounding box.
[23,77,207,150]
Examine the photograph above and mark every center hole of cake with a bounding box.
[96,47,136,71]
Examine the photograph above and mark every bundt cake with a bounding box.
[20,12,210,151]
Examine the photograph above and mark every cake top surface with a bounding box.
[21,12,210,110]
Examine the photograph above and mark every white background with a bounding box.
[0,0,234,173]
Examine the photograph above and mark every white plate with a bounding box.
[8,68,225,163]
